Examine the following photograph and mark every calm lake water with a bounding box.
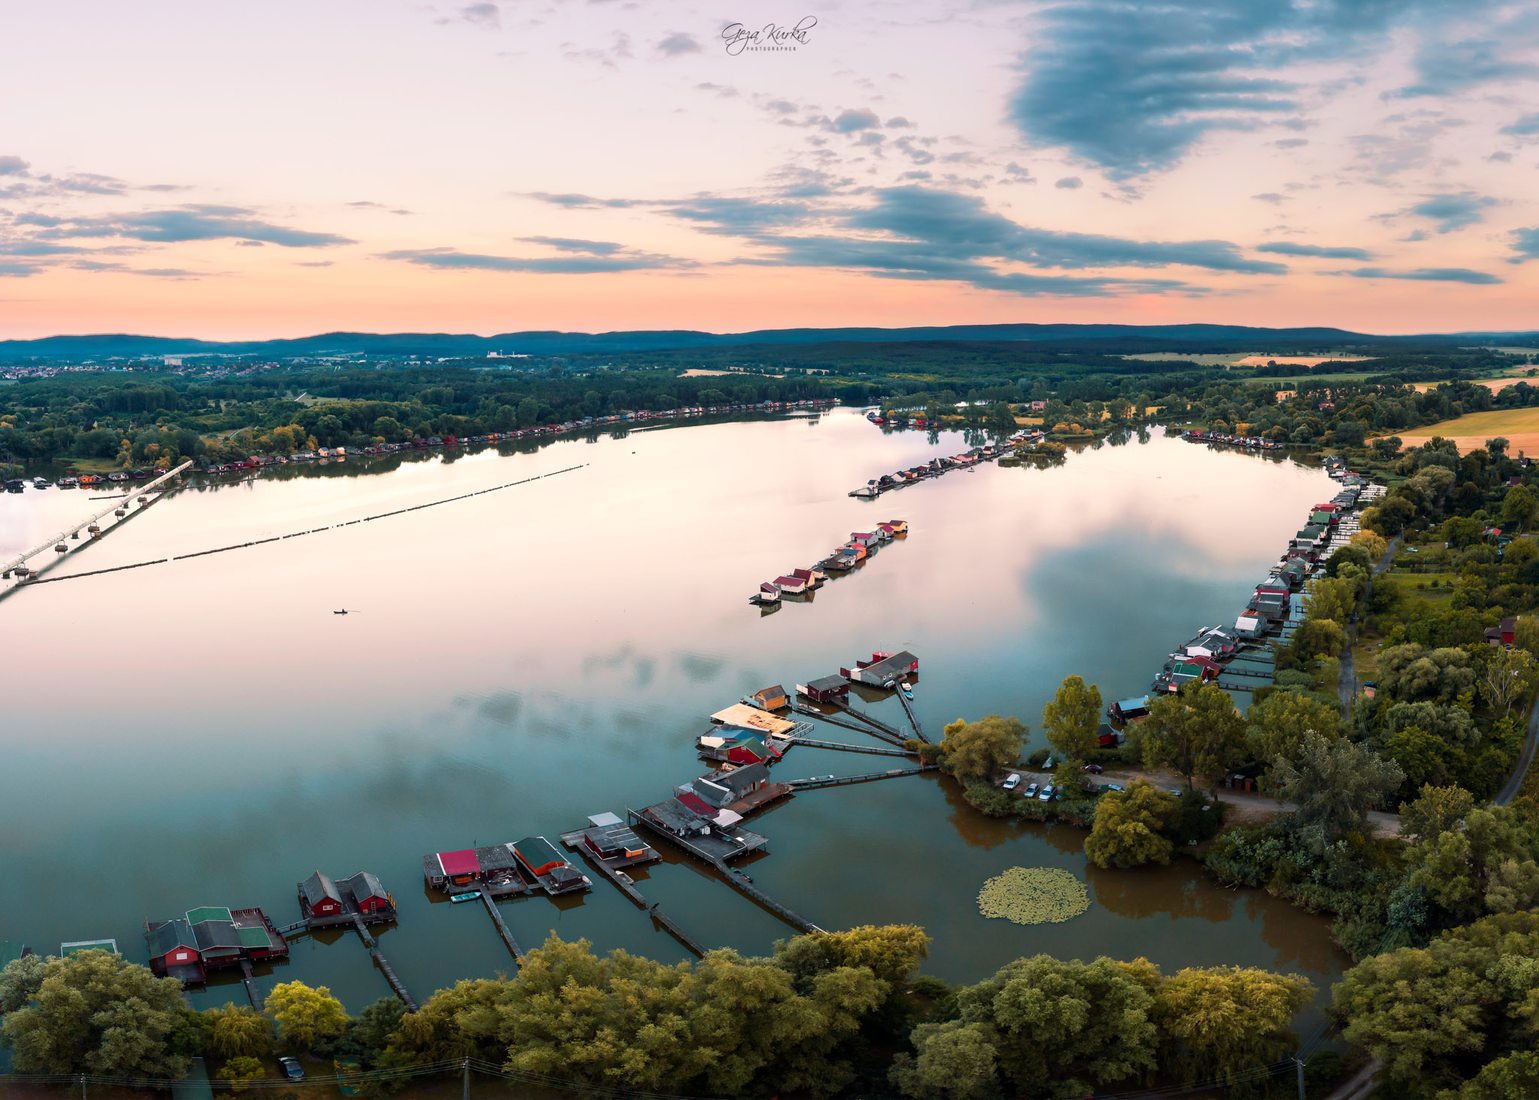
[0,410,1346,1022]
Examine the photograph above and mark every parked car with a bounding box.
[1102,783,1125,793]
[1002,773,1021,790]
[1038,784,1056,801]
[279,1057,305,1082]
[1023,782,1039,799]
[1081,763,1103,774]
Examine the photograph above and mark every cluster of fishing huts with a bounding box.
[849,425,1045,498]
[750,520,909,605]
[1181,429,1286,452]
[1111,460,1382,725]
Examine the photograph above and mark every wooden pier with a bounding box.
[790,736,914,758]
[896,690,928,743]
[786,766,937,790]
[649,904,706,957]
[351,915,419,1011]
[712,859,823,934]
[833,701,906,741]
[238,960,260,1010]
[478,892,525,962]
[792,703,886,738]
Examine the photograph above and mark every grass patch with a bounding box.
[1388,407,1539,455]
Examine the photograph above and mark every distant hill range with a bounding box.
[2,323,1536,361]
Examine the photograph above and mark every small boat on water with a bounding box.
[900,682,914,700]
[449,891,481,904]
[58,476,79,489]
[32,477,50,489]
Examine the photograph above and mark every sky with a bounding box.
[2,0,1538,339]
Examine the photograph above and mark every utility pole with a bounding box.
[79,1073,87,1100]
[462,1057,470,1100]
[1294,1051,1306,1100]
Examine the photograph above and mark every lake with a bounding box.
[0,410,1346,1024]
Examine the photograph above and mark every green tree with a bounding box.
[938,715,1027,783]
[0,950,196,1077]
[204,1003,273,1060]
[1141,683,1245,791]
[0,953,46,1013]
[1084,781,1180,868]
[1480,646,1538,715]
[389,978,509,1064]
[1405,804,1539,922]
[1041,675,1103,768]
[1269,731,1403,852]
[217,1055,265,1092]
[1246,689,1341,765]
[1456,1052,1539,1099]
[1152,966,1312,1085]
[891,1021,1000,1100]
[266,981,349,1051]
[1332,911,1539,1093]
[1500,484,1539,531]
[948,955,1161,1099]
[1305,575,1357,624]
[1400,784,1476,842]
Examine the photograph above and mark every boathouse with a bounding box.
[299,872,344,919]
[797,674,850,704]
[790,567,823,589]
[698,730,781,766]
[712,703,797,738]
[843,650,919,688]
[146,919,201,983]
[751,684,790,711]
[691,762,771,808]
[343,872,393,915]
[512,836,590,894]
[774,575,808,596]
[581,813,653,862]
[430,849,482,888]
[1109,696,1150,725]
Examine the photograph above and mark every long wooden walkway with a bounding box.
[792,703,880,738]
[833,701,906,740]
[791,736,913,757]
[649,904,706,957]
[786,765,937,790]
[896,690,927,742]
[238,960,261,1010]
[2,460,192,580]
[352,915,419,1011]
[710,859,823,934]
[478,891,525,962]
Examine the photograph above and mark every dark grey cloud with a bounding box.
[1007,0,1509,178]
[47,205,355,247]
[0,155,29,175]
[456,3,500,29]
[526,191,642,209]
[1402,191,1498,233]
[1334,266,1502,285]
[1509,227,1539,264]
[1391,36,1539,98]
[834,186,1284,274]
[657,32,701,55]
[1054,176,1083,190]
[1252,192,1286,205]
[381,246,695,273]
[885,116,914,128]
[830,108,881,133]
[518,236,625,255]
[1501,112,1539,138]
[1256,241,1374,260]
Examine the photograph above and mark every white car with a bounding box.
[1023,781,1040,798]
[1038,784,1056,801]
[1002,773,1022,791]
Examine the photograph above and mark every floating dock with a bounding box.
[351,914,419,1010]
[788,735,914,758]
[477,892,525,962]
[786,766,937,790]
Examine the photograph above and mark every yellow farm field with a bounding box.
[1411,375,1539,394]
[1390,407,1539,454]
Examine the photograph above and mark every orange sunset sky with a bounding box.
[2,0,1538,339]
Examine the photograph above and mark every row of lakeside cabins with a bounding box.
[143,871,396,986]
[751,520,909,605]
[849,428,1047,499]
[1181,429,1287,451]
[191,399,839,478]
[1109,474,1369,727]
